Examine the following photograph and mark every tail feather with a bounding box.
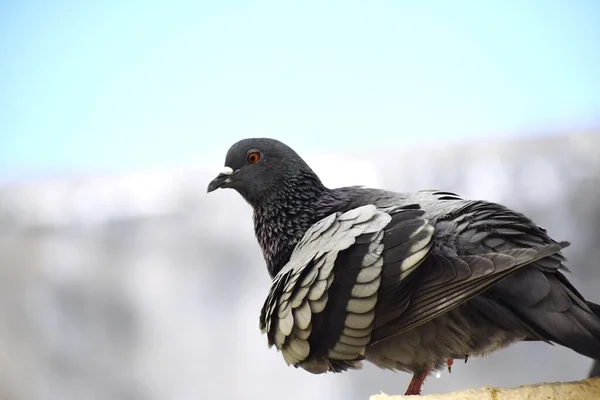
[586,301,600,318]
[491,270,600,360]
[551,301,600,359]
[584,301,600,369]
[587,303,600,377]
[531,278,600,360]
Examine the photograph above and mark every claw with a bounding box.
[446,358,454,373]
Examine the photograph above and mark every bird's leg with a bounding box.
[404,368,431,396]
[446,358,454,373]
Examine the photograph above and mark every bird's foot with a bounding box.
[446,358,454,373]
[404,368,431,396]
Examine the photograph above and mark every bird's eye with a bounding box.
[247,151,261,164]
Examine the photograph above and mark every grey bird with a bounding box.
[207,138,600,396]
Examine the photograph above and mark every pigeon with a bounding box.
[207,138,600,396]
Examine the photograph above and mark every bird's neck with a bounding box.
[253,176,342,278]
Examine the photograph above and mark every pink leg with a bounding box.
[404,368,431,396]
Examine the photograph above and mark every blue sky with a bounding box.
[1,0,599,180]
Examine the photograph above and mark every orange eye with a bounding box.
[247,151,261,164]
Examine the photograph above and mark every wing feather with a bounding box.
[259,204,433,373]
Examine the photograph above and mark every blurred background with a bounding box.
[1,1,600,399]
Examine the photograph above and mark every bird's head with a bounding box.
[207,138,323,206]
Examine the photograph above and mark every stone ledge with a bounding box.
[370,377,600,400]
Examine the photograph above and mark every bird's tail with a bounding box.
[586,301,600,319]
[496,271,600,361]
[535,286,600,360]
[587,305,600,378]
[562,299,600,360]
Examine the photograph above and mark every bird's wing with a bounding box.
[260,198,571,365]
[433,199,570,272]
[431,200,600,358]
[370,199,570,344]
[259,204,433,371]
[371,242,567,344]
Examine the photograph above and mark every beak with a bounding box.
[207,166,235,193]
